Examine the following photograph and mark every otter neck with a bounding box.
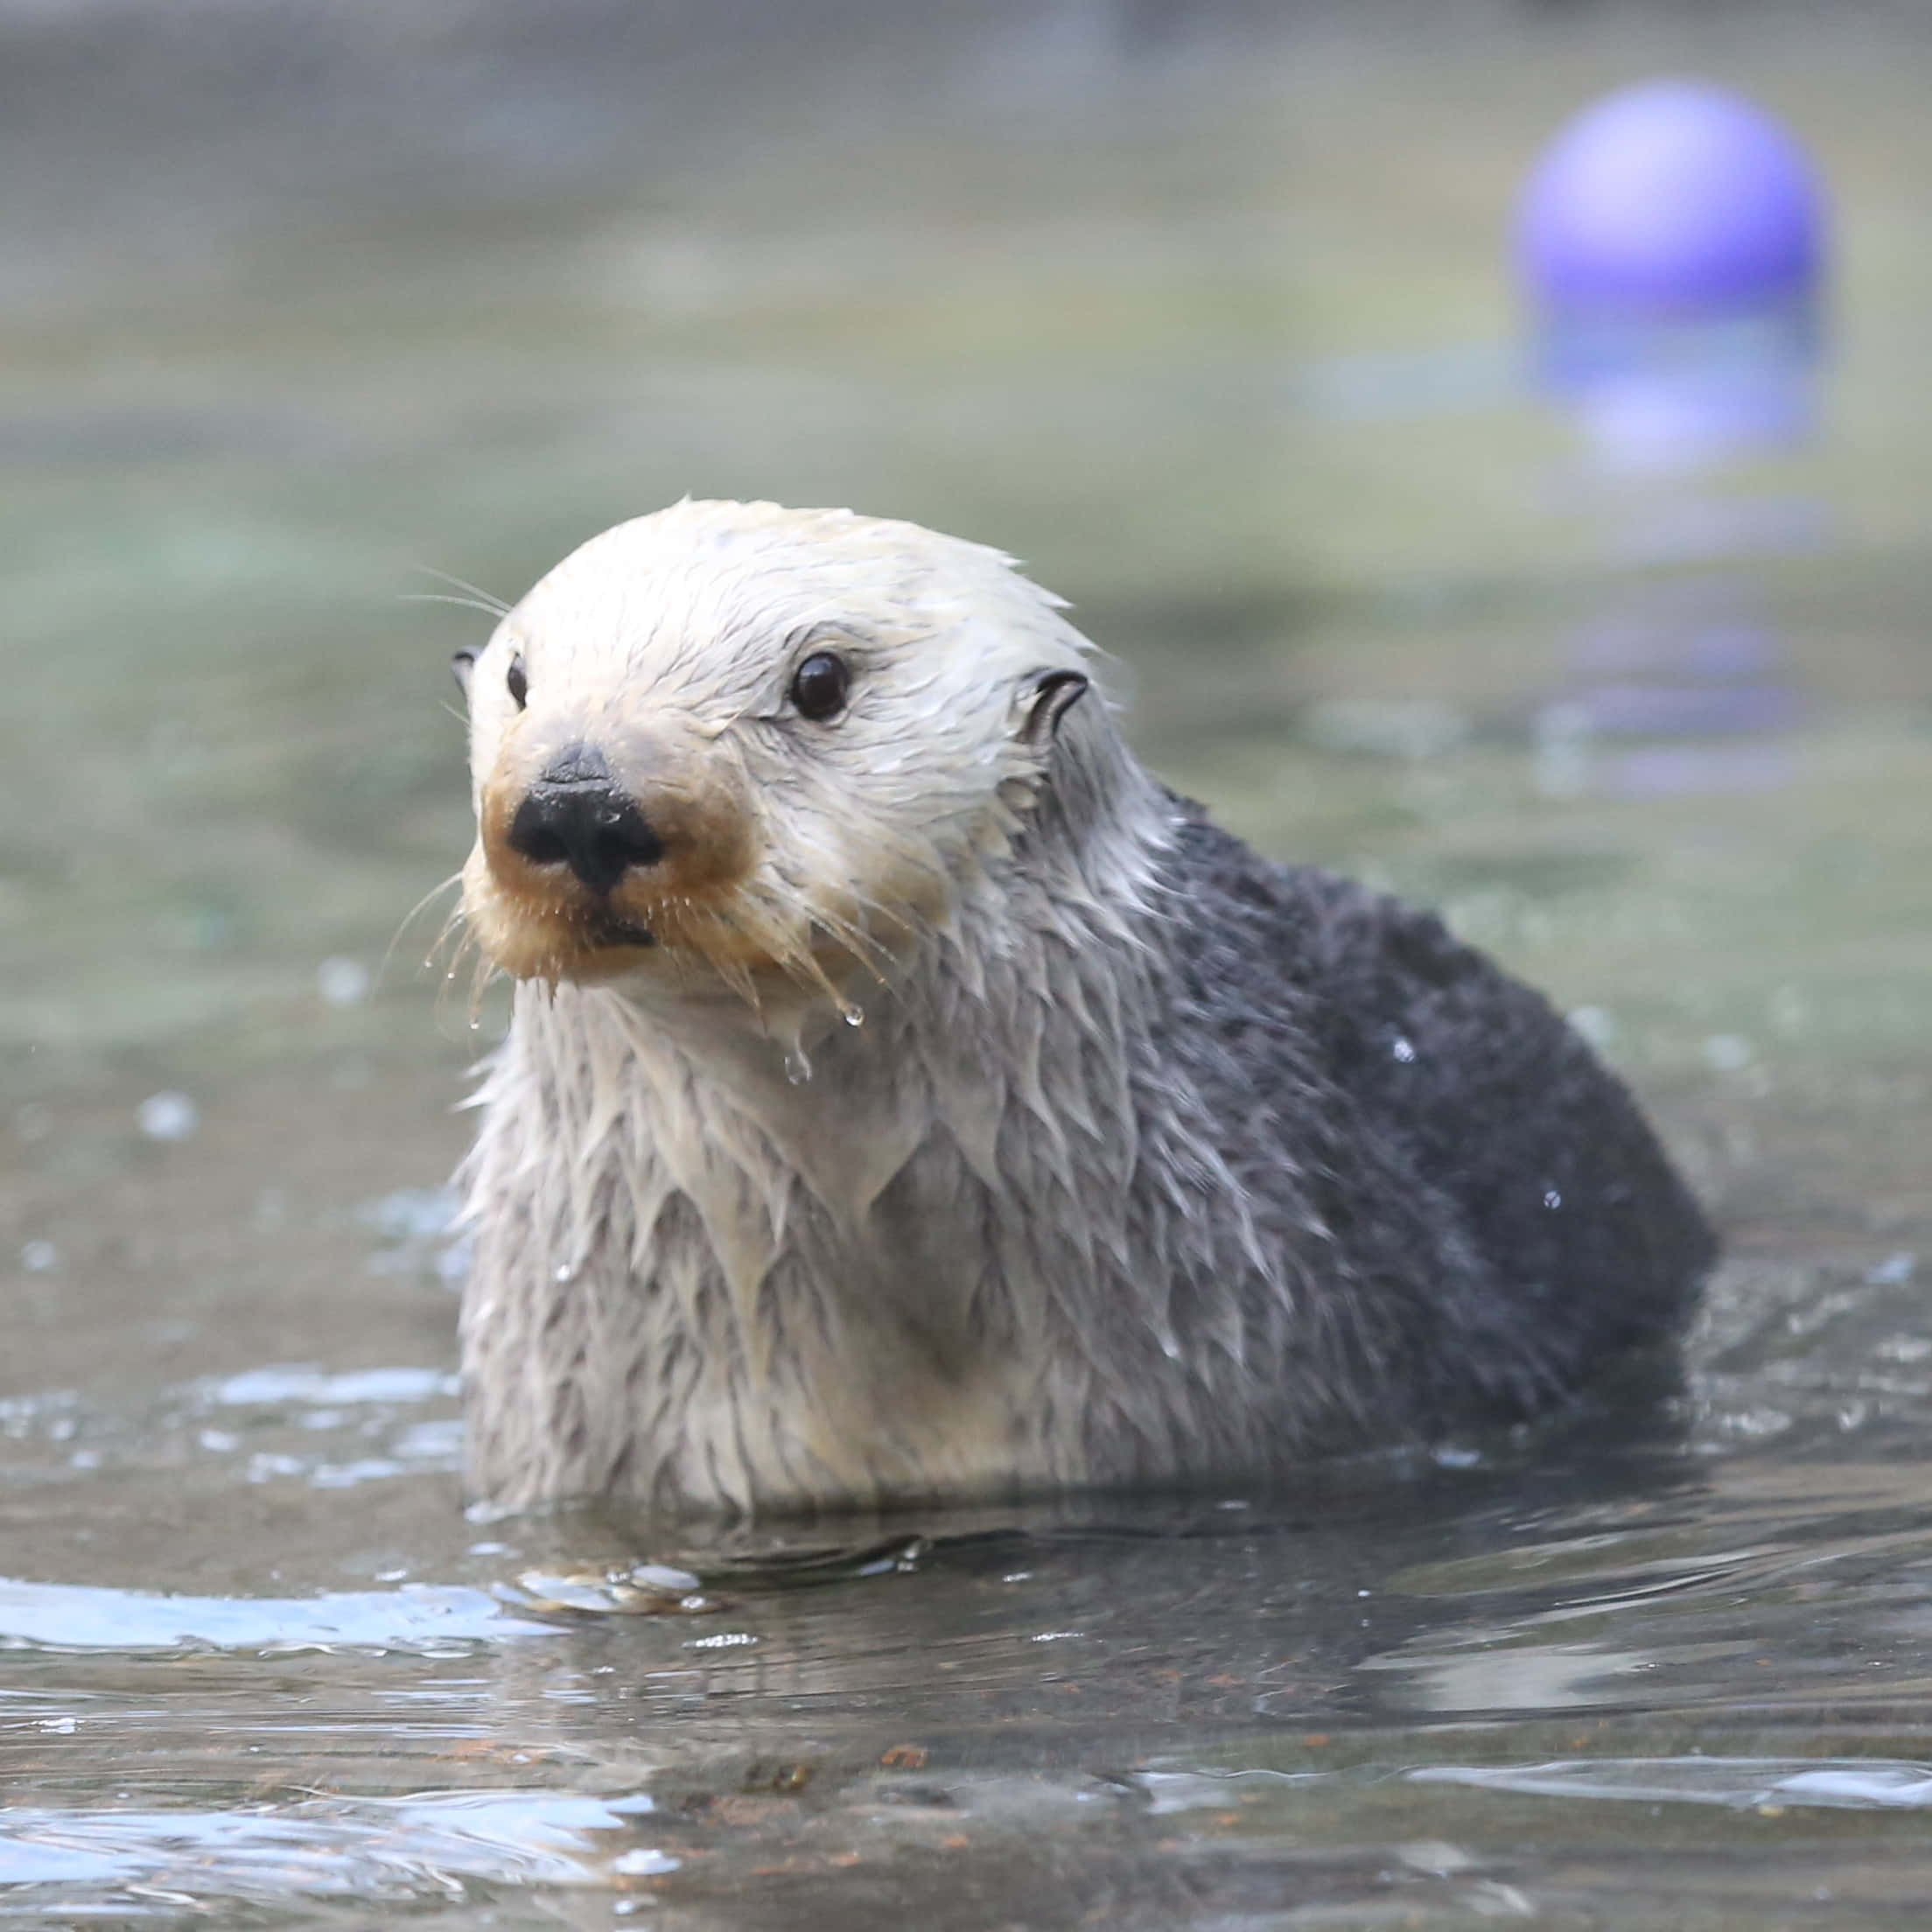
[546,726,1178,1244]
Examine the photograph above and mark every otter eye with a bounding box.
[506,653,528,710]
[789,649,850,722]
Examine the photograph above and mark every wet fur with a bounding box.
[455,503,1713,1516]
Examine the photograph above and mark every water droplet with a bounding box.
[1543,1189,1563,1210]
[783,1047,813,1086]
[136,1091,199,1143]
[19,1239,58,1274]
[317,956,372,1006]
[1390,1036,1417,1063]
[612,1849,682,1878]
[1567,1004,1617,1051]
[553,1263,578,1284]
[839,1001,864,1027]
[1702,1032,1753,1073]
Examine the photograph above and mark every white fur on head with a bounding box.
[458,500,1119,1005]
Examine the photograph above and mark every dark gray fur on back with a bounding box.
[1145,798,1712,1459]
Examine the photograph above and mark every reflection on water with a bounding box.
[0,1788,669,1901]
[0,1577,547,1652]
[4,3,1932,1926]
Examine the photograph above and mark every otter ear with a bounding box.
[451,648,477,697]
[1019,669,1089,747]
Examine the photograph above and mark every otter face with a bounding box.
[455,500,1094,1004]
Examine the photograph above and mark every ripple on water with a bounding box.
[202,1366,459,1408]
[0,1788,668,1901]
[1410,1757,1932,1810]
[0,1578,554,1654]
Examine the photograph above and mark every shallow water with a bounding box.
[6,4,1932,1925]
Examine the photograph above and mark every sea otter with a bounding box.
[448,499,1712,1516]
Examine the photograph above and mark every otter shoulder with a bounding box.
[1152,792,1714,1384]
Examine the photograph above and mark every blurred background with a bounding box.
[5,4,1932,1925]
[8,1,1932,1227]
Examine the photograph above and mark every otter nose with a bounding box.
[507,746,664,895]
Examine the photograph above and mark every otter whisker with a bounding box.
[464,944,505,1027]
[415,896,505,1037]
[430,935,472,1029]
[686,904,791,1015]
[427,901,476,981]
[819,884,924,961]
[430,923,486,1032]
[700,944,764,1016]
[808,881,931,983]
[772,942,854,1013]
[409,565,511,616]
[384,871,467,990]
[807,911,899,989]
[402,592,512,623]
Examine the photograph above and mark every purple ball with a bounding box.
[1516,81,1824,316]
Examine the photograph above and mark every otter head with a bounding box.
[455,500,1098,1010]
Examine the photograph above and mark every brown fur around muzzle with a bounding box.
[466,715,763,984]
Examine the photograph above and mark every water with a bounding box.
[5,4,1932,1924]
